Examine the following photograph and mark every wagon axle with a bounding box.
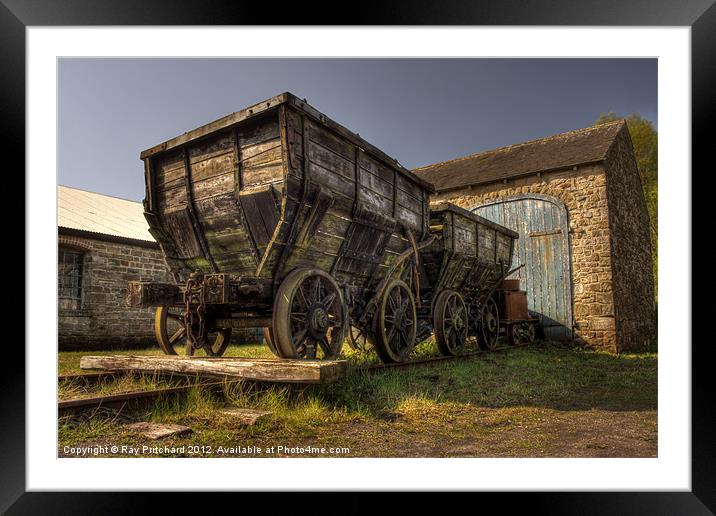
[308,305,329,338]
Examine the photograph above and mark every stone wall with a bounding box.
[58,232,265,349]
[604,129,657,351]
[430,164,619,352]
[58,233,173,349]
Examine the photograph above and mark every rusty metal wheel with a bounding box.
[434,290,469,356]
[262,327,282,357]
[154,306,231,357]
[347,325,372,352]
[371,279,417,363]
[273,268,348,360]
[479,296,500,350]
[154,306,187,355]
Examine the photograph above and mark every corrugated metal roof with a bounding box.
[58,185,154,242]
[414,120,625,192]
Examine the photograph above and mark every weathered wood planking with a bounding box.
[80,355,347,384]
[142,93,433,293]
[149,112,283,276]
[424,202,519,295]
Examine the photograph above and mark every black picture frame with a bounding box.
[6,1,711,513]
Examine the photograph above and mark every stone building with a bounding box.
[414,120,656,352]
[58,185,173,349]
[58,186,264,349]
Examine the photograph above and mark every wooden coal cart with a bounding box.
[127,92,437,362]
[127,93,522,363]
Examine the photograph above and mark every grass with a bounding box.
[57,340,658,457]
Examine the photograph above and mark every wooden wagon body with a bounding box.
[128,92,437,360]
[416,202,520,352]
[421,202,517,303]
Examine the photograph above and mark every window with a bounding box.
[58,247,84,310]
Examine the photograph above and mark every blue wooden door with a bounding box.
[472,195,572,340]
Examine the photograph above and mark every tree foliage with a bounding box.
[596,112,658,297]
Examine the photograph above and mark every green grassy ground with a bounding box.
[58,340,657,458]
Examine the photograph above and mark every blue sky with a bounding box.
[58,58,657,201]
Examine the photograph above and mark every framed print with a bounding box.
[6,0,712,512]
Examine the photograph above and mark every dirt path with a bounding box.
[59,405,656,458]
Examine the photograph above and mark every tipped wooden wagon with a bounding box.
[127,92,521,363]
[417,202,520,355]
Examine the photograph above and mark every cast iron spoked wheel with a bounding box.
[347,325,372,352]
[479,296,500,350]
[434,290,469,356]
[510,321,536,346]
[273,268,348,360]
[262,327,282,357]
[154,306,232,357]
[154,306,187,355]
[371,279,417,363]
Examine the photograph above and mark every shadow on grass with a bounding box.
[313,340,657,414]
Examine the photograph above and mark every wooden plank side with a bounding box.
[237,115,281,149]
[205,228,254,256]
[359,152,396,186]
[237,115,284,191]
[188,131,235,162]
[201,213,245,233]
[192,172,235,201]
[194,192,240,220]
[477,222,496,263]
[395,205,422,233]
[79,355,347,384]
[308,161,356,201]
[285,248,337,271]
[212,250,258,271]
[154,151,185,184]
[156,163,185,187]
[453,215,477,257]
[191,151,235,183]
[240,138,283,165]
[163,209,203,258]
[306,118,355,163]
[156,184,187,211]
[319,210,353,239]
[396,174,423,202]
[359,167,393,198]
[308,139,355,180]
[396,188,423,213]
[239,193,271,248]
[242,163,284,190]
[358,185,392,214]
[496,232,512,265]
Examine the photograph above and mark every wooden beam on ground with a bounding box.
[79,355,347,384]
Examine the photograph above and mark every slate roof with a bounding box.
[414,120,625,192]
[58,185,154,243]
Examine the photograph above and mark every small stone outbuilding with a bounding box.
[58,186,174,348]
[58,186,262,349]
[414,120,656,352]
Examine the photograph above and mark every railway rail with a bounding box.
[58,381,228,418]
[58,372,119,385]
[58,343,530,417]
